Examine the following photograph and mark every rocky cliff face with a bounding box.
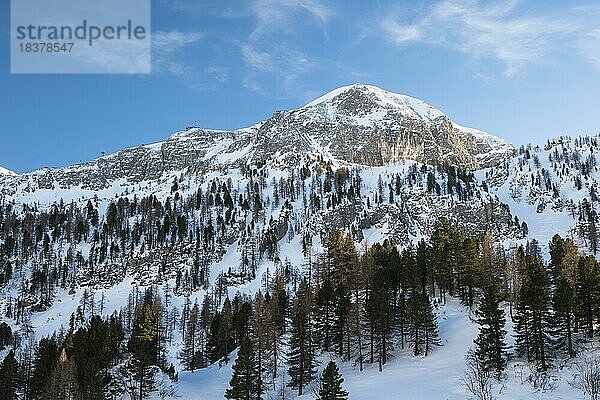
[250,84,514,169]
[0,84,514,195]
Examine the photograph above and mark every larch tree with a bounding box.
[287,280,318,396]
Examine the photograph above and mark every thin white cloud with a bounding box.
[241,44,273,72]
[381,19,421,43]
[241,42,318,94]
[240,0,341,95]
[153,31,204,57]
[152,30,204,75]
[162,0,358,96]
[163,0,361,96]
[151,31,231,90]
[250,0,333,39]
[378,0,598,76]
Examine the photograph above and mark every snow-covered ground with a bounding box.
[0,165,15,176]
[167,297,598,400]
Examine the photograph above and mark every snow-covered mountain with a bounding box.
[0,84,513,195]
[0,165,15,176]
[1,85,600,400]
[297,84,514,166]
[248,83,514,169]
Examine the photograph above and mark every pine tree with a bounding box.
[480,232,502,291]
[324,230,358,359]
[553,273,577,357]
[72,315,116,399]
[0,350,23,400]
[430,219,452,302]
[49,348,78,400]
[547,235,579,357]
[181,300,203,371]
[407,291,441,356]
[29,337,58,399]
[314,278,335,352]
[421,292,441,357]
[207,298,235,364]
[363,242,396,370]
[270,274,288,335]
[232,295,253,347]
[316,361,349,400]
[0,322,12,350]
[548,234,567,283]
[576,255,600,338]
[287,280,317,396]
[514,254,552,370]
[473,285,508,374]
[224,335,263,400]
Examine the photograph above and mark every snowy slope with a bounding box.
[485,135,600,254]
[303,83,446,122]
[168,298,598,400]
[0,165,16,176]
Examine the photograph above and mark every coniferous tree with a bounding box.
[407,291,441,356]
[0,322,12,350]
[29,337,59,400]
[72,315,118,399]
[207,298,235,364]
[480,232,502,291]
[224,335,263,400]
[457,237,480,308]
[548,235,579,357]
[232,295,253,347]
[324,230,357,360]
[514,254,552,370]
[397,247,416,350]
[252,292,277,388]
[0,350,23,400]
[314,277,335,352]
[129,302,158,400]
[430,219,453,302]
[548,234,567,283]
[554,273,577,357]
[287,280,317,396]
[49,348,78,400]
[181,300,203,371]
[415,240,429,293]
[363,241,396,370]
[270,274,288,335]
[473,285,508,374]
[316,361,349,400]
[576,255,600,338]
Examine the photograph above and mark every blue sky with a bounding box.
[1,0,600,173]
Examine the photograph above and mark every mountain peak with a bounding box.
[303,83,445,122]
